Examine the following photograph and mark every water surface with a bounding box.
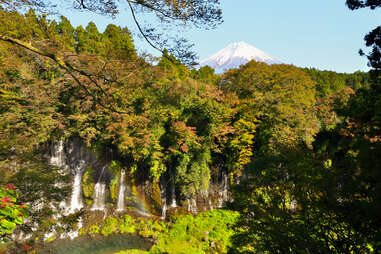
[38,234,152,254]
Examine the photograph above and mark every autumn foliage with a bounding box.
[0,184,27,241]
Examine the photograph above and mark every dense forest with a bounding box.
[0,2,380,253]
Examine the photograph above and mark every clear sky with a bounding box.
[59,0,381,73]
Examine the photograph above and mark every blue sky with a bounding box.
[60,0,380,73]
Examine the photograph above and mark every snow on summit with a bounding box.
[198,41,282,73]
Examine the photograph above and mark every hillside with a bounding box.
[0,8,380,254]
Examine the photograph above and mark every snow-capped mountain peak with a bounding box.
[198,41,282,73]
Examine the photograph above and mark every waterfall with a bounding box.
[209,200,214,210]
[69,167,84,212]
[222,171,228,200]
[187,198,197,214]
[50,139,86,212]
[217,197,223,208]
[191,198,197,214]
[68,218,83,239]
[50,140,66,168]
[169,179,177,208]
[161,198,167,220]
[116,170,126,212]
[68,144,86,213]
[92,182,106,210]
[217,171,229,208]
[91,167,106,211]
[160,183,167,219]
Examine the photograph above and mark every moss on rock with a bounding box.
[110,174,119,202]
[82,166,95,204]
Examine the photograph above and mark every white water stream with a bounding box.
[91,167,107,211]
[160,183,167,219]
[217,171,229,208]
[169,179,177,208]
[50,140,66,169]
[161,197,167,220]
[187,198,197,214]
[116,170,126,211]
[69,167,84,212]
[92,182,106,210]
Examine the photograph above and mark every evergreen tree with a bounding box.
[56,16,76,51]
[103,24,136,59]
[191,65,218,85]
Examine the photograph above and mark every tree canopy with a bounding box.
[0,9,254,203]
[222,61,318,152]
[1,3,380,252]
[227,3,381,252]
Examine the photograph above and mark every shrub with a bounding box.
[150,210,239,254]
[0,184,28,242]
[101,216,119,236]
[119,214,136,234]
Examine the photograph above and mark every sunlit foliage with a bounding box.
[222,61,318,152]
[0,184,28,241]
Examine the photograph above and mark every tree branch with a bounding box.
[126,0,163,54]
[129,0,178,20]
[0,34,127,114]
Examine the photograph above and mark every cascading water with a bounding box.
[91,167,106,211]
[209,200,214,210]
[222,171,228,200]
[187,198,197,214]
[69,164,84,212]
[67,143,87,213]
[49,140,70,211]
[116,170,126,212]
[50,140,66,168]
[47,138,234,220]
[169,179,177,208]
[217,171,229,208]
[160,183,167,219]
[161,198,167,220]
[92,182,106,210]
[191,198,197,214]
[67,218,83,240]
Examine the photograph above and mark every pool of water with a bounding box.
[38,234,152,254]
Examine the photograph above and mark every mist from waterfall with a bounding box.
[116,169,126,212]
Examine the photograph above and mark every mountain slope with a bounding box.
[198,41,282,73]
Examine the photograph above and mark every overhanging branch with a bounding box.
[126,0,163,54]
[0,34,127,114]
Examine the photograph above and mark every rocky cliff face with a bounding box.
[48,138,230,219]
